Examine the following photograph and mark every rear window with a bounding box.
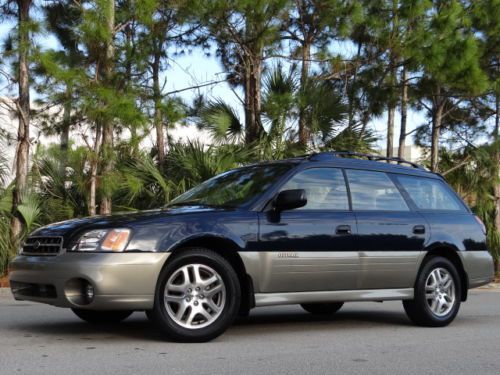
[346,170,409,211]
[395,175,464,211]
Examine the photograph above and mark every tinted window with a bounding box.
[281,168,349,210]
[346,170,408,211]
[396,175,463,211]
[168,164,293,208]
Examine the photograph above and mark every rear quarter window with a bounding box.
[395,175,465,211]
[346,169,409,211]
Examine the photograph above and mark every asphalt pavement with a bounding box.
[0,288,499,375]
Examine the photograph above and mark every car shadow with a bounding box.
[9,306,414,342]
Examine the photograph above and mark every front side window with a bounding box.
[168,163,294,208]
[280,168,349,210]
[396,175,464,211]
[346,170,409,211]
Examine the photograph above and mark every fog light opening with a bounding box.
[64,278,95,306]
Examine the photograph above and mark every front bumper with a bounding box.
[9,252,170,310]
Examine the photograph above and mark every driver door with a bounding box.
[258,167,358,293]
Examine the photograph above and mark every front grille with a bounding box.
[22,236,63,255]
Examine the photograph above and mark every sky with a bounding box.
[0,17,427,153]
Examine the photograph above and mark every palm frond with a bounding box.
[17,191,41,233]
[196,99,243,144]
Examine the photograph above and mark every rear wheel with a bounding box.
[403,256,461,327]
[72,309,132,324]
[149,248,241,342]
[301,302,344,315]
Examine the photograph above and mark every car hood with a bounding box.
[30,206,233,238]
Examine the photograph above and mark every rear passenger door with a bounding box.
[258,167,358,293]
[345,169,428,290]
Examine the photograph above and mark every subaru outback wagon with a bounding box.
[9,151,494,342]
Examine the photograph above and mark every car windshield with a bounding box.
[167,163,294,209]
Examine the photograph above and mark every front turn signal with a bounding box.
[101,229,131,252]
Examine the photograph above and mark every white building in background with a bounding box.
[0,98,212,184]
[379,145,426,163]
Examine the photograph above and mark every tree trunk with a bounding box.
[152,53,165,165]
[98,0,115,215]
[386,47,397,159]
[60,101,71,153]
[244,54,263,144]
[298,41,311,147]
[99,122,114,215]
[398,66,408,159]
[494,92,500,272]
[60,88,72,172]
[347,42,362,130]
[494,89,499,139]
[10,0,32,247]
[88,123,102,216]
[59,90,72,205]
[386,105,395,158]
[430,87,444,172]
[386,1,399,159]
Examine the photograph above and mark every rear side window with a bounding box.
[346,170,409,211]
[281,168,349,210]
[396,175,464,211]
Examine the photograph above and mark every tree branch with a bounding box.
[441,155,472,176]
[164,78,228,96]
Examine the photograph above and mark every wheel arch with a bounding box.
[167,235,255,314]
[420,247,469,301]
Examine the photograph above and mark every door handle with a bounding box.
[336,225,352,235]
[413,225,426,235]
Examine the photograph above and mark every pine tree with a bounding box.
[36,1,85,174]
[471,0,500,269]
[283,0,353,147]
[414,0,488,171]
[139,0,195,165]
[194,0,289,144]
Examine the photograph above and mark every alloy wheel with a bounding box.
[164,264,226,329]
[425,267,456,317]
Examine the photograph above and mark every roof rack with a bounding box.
[307,151,426,170]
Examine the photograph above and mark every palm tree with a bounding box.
[194,64,374,155]
[1,142,41,275]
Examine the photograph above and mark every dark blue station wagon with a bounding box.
[9,151,495,342]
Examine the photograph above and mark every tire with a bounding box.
[301,302,344,315]
[403,256,461,327]
[150,248,241,342]
[72,309,133,324]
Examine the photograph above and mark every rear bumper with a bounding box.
[459,251,495,288]
[8,252,170,310]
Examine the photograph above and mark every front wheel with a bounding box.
[149,248,241,342]
[72,309,133,324]
[301,302,344,315]
[403,256,461,327]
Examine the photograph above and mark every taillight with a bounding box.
[474,215,487,234]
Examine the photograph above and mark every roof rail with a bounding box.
[308,151,426,170]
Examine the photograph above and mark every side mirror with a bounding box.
[274,189,307,212]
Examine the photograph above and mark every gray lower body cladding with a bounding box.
[8,250,494,310]
[458,251,495,288]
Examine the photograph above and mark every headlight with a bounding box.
[71,229,131,252]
